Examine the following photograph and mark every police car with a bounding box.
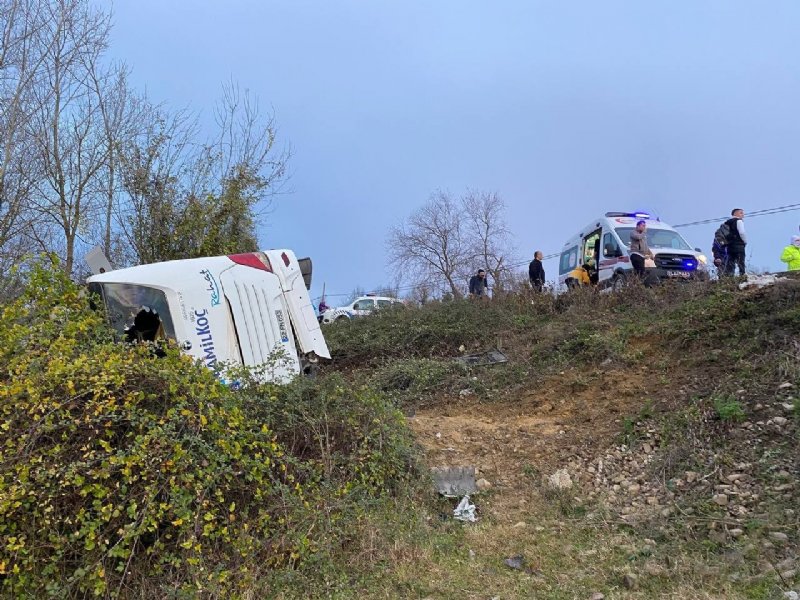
[320,294,403,324]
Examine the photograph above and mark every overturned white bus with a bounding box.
[87,250,330,383]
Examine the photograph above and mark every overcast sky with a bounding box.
[109,0,800,301]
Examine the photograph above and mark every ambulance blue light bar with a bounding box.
[604,211,659,220]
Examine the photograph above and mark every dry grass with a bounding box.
[354,493,786,600]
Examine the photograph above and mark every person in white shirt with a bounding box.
[723,208,747,276]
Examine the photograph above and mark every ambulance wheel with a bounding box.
[335,315,350,322]
[612,274,626,292]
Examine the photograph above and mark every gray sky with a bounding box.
[110,0,800,300]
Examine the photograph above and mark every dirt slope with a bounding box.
[402,282,797,598]
[409,359,678,514]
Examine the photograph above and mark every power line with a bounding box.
[671,203,800,228]
[505,203,800,270]
[315,202,800,301]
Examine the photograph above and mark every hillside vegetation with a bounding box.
[323,275,799,599]
[0,261,420,598]
[0,263,798,598]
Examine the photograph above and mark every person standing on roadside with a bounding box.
[528,251,545,292]
[629,220,653,280]
[468,268,489,298]
[711,237,728,277]
[723,208,747,276]
[780,236,800,271]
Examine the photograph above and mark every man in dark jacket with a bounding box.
[468,269,489,298]
[528,251,545,292]
[723,208,747,276]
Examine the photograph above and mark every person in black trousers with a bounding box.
[528,251,545,292]
[723,208,747,276]
[628,220,653,279]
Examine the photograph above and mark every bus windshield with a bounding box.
[89,282,176,342]
[615,227,693,251]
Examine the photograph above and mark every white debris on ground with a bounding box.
[453,495,477,522]
[738,273,788,289]
[547,468,573,490]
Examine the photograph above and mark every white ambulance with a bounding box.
[558,212,709,291]
[87,250,330,383]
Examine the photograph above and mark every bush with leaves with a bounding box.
[324,299,525,368]
[0,259,420,597]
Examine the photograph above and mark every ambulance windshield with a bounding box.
[615,227,692,251]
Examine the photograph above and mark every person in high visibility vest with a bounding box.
[565,260,594,289]
[780,236,800,271]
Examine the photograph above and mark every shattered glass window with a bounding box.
[90,282,176,341]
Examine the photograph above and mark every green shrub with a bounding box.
[324,299,521,366]
[243,374,421,497]
[712,395,746,422]
[366,358,464,398]
[0,260,421,597]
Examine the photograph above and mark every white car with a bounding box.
[321,295,403,324]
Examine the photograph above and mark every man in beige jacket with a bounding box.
[629,220,654,279]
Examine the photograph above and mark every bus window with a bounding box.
[91,282,176,342]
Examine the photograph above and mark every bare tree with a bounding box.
[23,0,113,274]
[118,81,290,265]
[409,282,433,305]
[343,286,366,305]
[85,59,138,261]
[189,81,290,216]
[462,190,516,292]
[116,99,197,265]
[388,190,470,299]
[0,2,291,274]
[388,189,516,299]
[217,82,288,196]
[0,0,54,267]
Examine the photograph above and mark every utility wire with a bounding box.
[671,203,800,228]
[315,202,800,301]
